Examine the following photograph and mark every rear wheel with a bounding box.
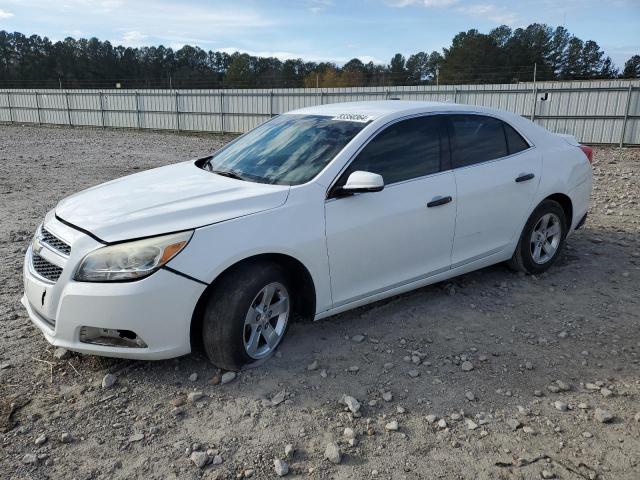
[508,200,567,275]
[202,262,291,371]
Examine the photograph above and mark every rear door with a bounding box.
[325,115,457,307]
[447,114,542,266]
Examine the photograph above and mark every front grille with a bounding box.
[32,252,63,282]
[41,228,71,256]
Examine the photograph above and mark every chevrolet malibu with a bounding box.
[23,101,593,370]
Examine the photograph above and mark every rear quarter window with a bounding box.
[503,123,530,155]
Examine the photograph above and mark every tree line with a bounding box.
[0,24,638,89]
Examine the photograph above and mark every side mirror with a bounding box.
[340,171,385,194]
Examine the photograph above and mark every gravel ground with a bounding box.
[1,124,639,480]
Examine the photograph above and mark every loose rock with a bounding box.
[284,444,295,459]
[274,458,289,477]
[506,418,521,431]
[187,391,204,403]
[101,373,116,389]
[554,401,568,412]
[385,420,399,431]
[190,451,209,468]
[220,371,237,384]
[53,347,71,360]
[22,453,38,464]
[341,395,361,414]
[594,408,614,423]
[324,442,341,464]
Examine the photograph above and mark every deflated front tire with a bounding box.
[202,261,292,371]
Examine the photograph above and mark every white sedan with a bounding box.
[23,101,593,370]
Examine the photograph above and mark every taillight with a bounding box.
[579,145,593,164]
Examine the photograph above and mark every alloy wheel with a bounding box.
[242,282,290,359]
[530,212,561,264]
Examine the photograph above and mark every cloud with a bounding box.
[309,0,334,14]
[387,0,458,7]
[456,4,518,25]
[119,31,149,47]
[388,0,517,24]
[0,8,14,18]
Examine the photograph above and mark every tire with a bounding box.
[507,199,567,275]
[202,262,292,371]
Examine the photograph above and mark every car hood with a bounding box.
[55,160,290,242]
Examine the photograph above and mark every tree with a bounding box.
[548,26,570,76]
[0,27,625,88]
[622,55,640,78]
[388,53,407,85]
[439,29,506,84]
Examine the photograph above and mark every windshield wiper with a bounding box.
[208,168,246,181]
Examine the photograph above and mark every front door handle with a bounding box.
[515,173,535,183]
[427,196,453,208]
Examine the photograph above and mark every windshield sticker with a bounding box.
[332,113,374,123]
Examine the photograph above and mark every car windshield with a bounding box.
[203,114,367,185]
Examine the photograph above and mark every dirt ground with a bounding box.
[0,124,639,480]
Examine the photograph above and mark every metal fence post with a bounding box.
[530,87,538,122]
[219,91,224,134]
[620,84,633,148]
[319,89,324,105]
[7,92,13,123]
[35,91,41,125]
[175,90,180,131]
[135,91,141,129]
[530,64,538,122]
[453,87,458,103]
[65,91,72,126]
[270,90,274,118]
[99,92,105,128]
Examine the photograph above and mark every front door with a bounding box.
[325,115,457,308]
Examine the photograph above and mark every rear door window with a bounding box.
[448,115,508,168]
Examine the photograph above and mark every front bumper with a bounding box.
[22,216,206,360]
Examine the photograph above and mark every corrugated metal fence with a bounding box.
[1,79,639,145]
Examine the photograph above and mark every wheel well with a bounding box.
[189,253,317,352]
[545,193,573,229]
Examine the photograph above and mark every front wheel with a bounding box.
[507,199,567,275]
[202,262,291,371]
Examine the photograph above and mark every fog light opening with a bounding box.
[80,326,148,348]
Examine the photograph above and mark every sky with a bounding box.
[0,0,638,69]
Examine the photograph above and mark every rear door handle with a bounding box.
[427,196,453,208]
[515,173,535,183]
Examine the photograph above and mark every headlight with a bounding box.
[75,231,193,282]
[31,224,42,252]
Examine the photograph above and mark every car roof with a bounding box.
[288,100,499,120]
